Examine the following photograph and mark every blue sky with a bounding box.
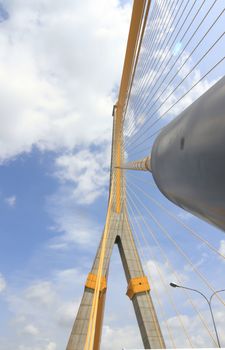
[0,0,224,349]
[0,1,133,349]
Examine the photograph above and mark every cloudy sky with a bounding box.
[0,0,225,349]
[0,0,135,349]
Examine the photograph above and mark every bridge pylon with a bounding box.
[66,171,165,349]
[66,1,165,349]
[66,104,165,349]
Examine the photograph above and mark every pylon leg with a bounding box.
[117,213,165,348]
[66,280,107,350]
[66,288,94,350]
[93,290,107,350]
[66,211,119,350]
[67,209,165,349]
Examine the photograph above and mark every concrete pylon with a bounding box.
[67,211,165,350]
[66,209,165,349]
[66,113,165,350]
[67,1,165,347]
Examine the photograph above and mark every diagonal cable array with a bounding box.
[121,0,225,347]
[122,0,225,160]
[127,190,219,347]
[125,172,225,346]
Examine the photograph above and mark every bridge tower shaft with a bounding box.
[66,1,165,349]
[66,111,165,350]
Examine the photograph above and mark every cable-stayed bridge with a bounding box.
[66,0,225,349]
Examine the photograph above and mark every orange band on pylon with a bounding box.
[126,276,150,299]
[85,273,107,292]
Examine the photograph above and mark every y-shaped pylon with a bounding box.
[66,204,165,350]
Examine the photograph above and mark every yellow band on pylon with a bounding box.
[126,276,150,299]
[85,273,107,292]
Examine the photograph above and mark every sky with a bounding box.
[0,0,225,350]
[0,0,135,349]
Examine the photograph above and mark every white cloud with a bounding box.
[157,62,217,120]
[46,189,102,247]
[48,243,68,250]
[3,268,85,349]
[102,325,142,350]
[23,324,39,336]
[219,240,225,257]
[45,342,57,350]
[164,314,206,347]
[0,0,131,163]
[5,195,16,207]
[164,308,225,348]
[56,301,79,328]
[18,342,57,350]
[54,145,111,204]
[0,273,6,292]
[3,252,225,349]
[145,258,189,298]
[25,281,56,306]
